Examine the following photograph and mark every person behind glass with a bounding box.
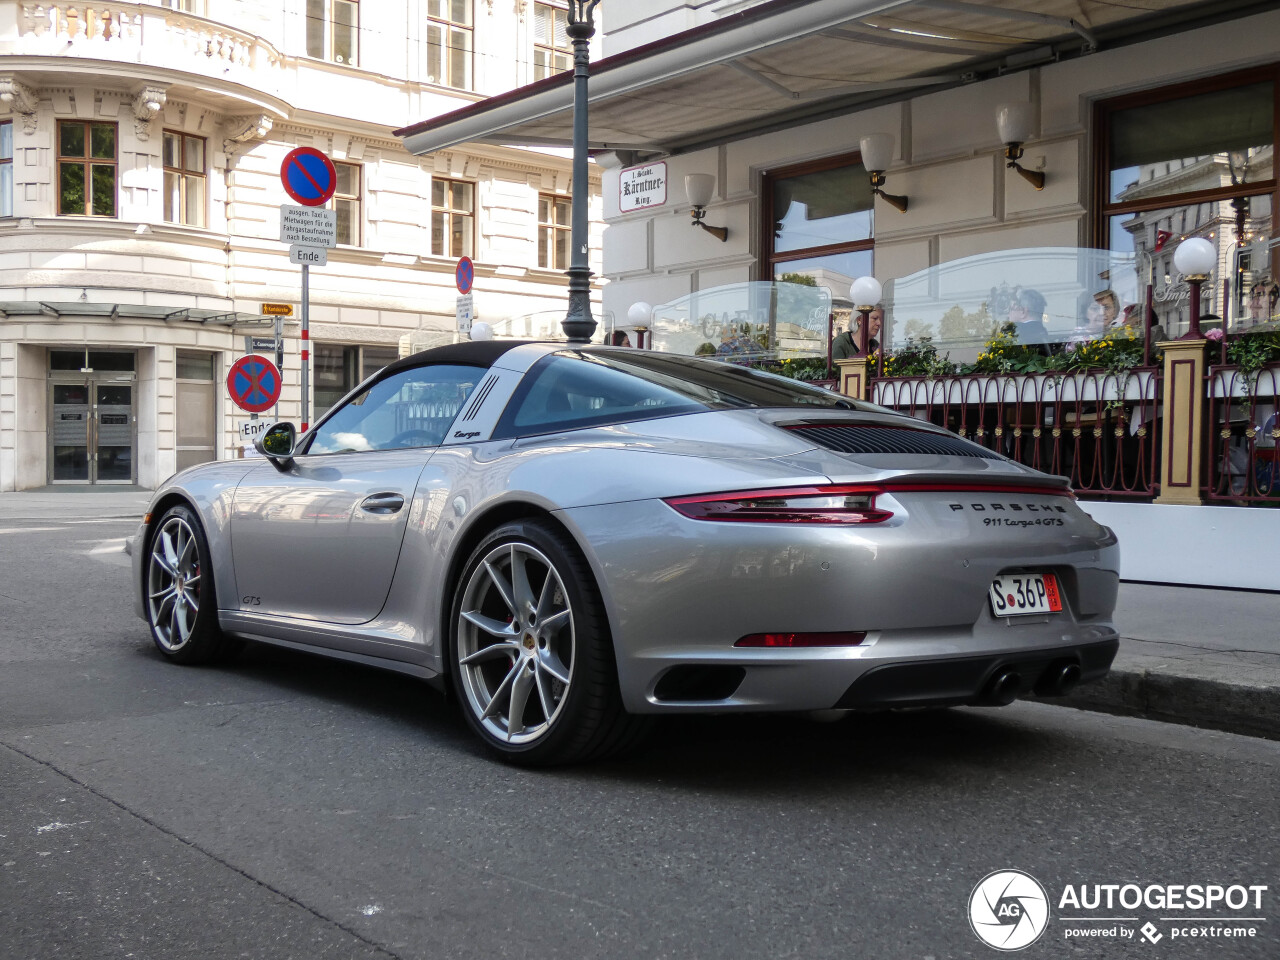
[1248,280,1279,326]
[1074,292,1108,340]
[1007,288,1049,346]
[1116,302,1168,343]
[832,305,882,360]
[608,330,632,347]
[1094,289,1121,331]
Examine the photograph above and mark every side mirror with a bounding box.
[254,422,296,469]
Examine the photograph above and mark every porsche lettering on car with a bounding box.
[129,341,1120,765]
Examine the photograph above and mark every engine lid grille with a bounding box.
[787,424,1004,460]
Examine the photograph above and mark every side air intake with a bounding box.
[787,424,1004,460]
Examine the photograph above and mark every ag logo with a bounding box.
[969,869,1050,951]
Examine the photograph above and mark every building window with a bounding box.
[432,178,474,258]
[328,161,360,245]
[538,193,570,270]
[427,0,472,89]
[533,2,571,81]
[761,153,875,352]
[307,0,358,65]
[1096,68,1279,333]
[314,343,400,417]
[58,121,117,217]
[159,0,203,11]
[0,121,11,218]
[162,131,206,228]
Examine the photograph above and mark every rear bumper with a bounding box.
[833,637,1119,709]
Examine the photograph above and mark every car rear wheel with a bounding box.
[451,519,645,766]
[145,505,237,664]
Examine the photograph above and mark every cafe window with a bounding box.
[327,161,360,245]
[58,121,117,217]
[1096,67,1279,332]
[431,177,474,258]
[427,0,472,89]
[307,0,358,65]
[314,343,400,416]
[533,2,572,81]
[163,131,206,228]
[761,153,875,347]
[0,120,11,217]
[538,193,570,270]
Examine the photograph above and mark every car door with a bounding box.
[230,362,485,625]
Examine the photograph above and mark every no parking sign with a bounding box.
[227,355,282,414]
[280,147,337,207]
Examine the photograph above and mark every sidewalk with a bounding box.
[1061,583,1280,741]
[0,487,152,521]
[2,488,1278,740]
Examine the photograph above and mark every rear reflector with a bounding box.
[735,631,867,648]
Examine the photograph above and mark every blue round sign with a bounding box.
[280,147,337,207]
[455,256,474,294]
[227,355,282,414]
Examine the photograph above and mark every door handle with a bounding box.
[360,492,405,514]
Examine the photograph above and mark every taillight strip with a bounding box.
[879,481,1075,498]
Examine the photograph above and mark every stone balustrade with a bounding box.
[14,3,281,74]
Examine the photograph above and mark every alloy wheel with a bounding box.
[147,516,202,651]
[456,541,575,744]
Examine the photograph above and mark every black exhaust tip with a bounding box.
[1036,661,1082,697]
[987,670,1022,706]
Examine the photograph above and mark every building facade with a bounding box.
[395,0,1280,587]
[0,0,602,490]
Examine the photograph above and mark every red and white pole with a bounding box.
[300,263,310,432]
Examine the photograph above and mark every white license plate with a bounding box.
[990,573,1062,617]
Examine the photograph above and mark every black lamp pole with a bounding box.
[561,0,602,344]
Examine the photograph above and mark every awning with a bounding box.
[396,0,1238,157]
[0,302,277,325]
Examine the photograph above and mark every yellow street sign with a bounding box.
[261,303,293,317]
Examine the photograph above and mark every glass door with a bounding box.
[48,376,136,484]
[50,382,91,482]
[95,382,134,482]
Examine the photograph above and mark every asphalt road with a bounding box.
[1,518,1277,960]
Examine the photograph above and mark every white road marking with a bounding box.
[89,538,127,556]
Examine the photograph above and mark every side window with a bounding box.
[496,355,703,437]
[307,364,483,455]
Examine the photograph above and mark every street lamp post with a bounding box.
[1173,237,1216,340]
[561,0,602,344]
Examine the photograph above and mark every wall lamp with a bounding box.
[859,133,908,214]
[684,174,728,242]
[996,102,1045,191]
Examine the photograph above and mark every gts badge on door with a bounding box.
[242,595,261,606]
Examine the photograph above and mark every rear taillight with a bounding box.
[735,631,867,648]
[664,485,893,525]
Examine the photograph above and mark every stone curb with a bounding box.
[1055,654,1280,742]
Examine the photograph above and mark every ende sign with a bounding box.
[619,162,667,213]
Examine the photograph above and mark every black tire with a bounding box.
[144,504,237,665]
[449,519,648,766]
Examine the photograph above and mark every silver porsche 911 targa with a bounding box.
[130,341,1120,765]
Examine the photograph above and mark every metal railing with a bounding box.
[1205,363,1280,503]
[871,369,1162,499]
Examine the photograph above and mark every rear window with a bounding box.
[494,350,861,438]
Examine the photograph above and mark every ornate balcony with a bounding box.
[7,3,285,104]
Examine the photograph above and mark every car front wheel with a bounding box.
[451,519,645,766]
[145,505,236,664]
